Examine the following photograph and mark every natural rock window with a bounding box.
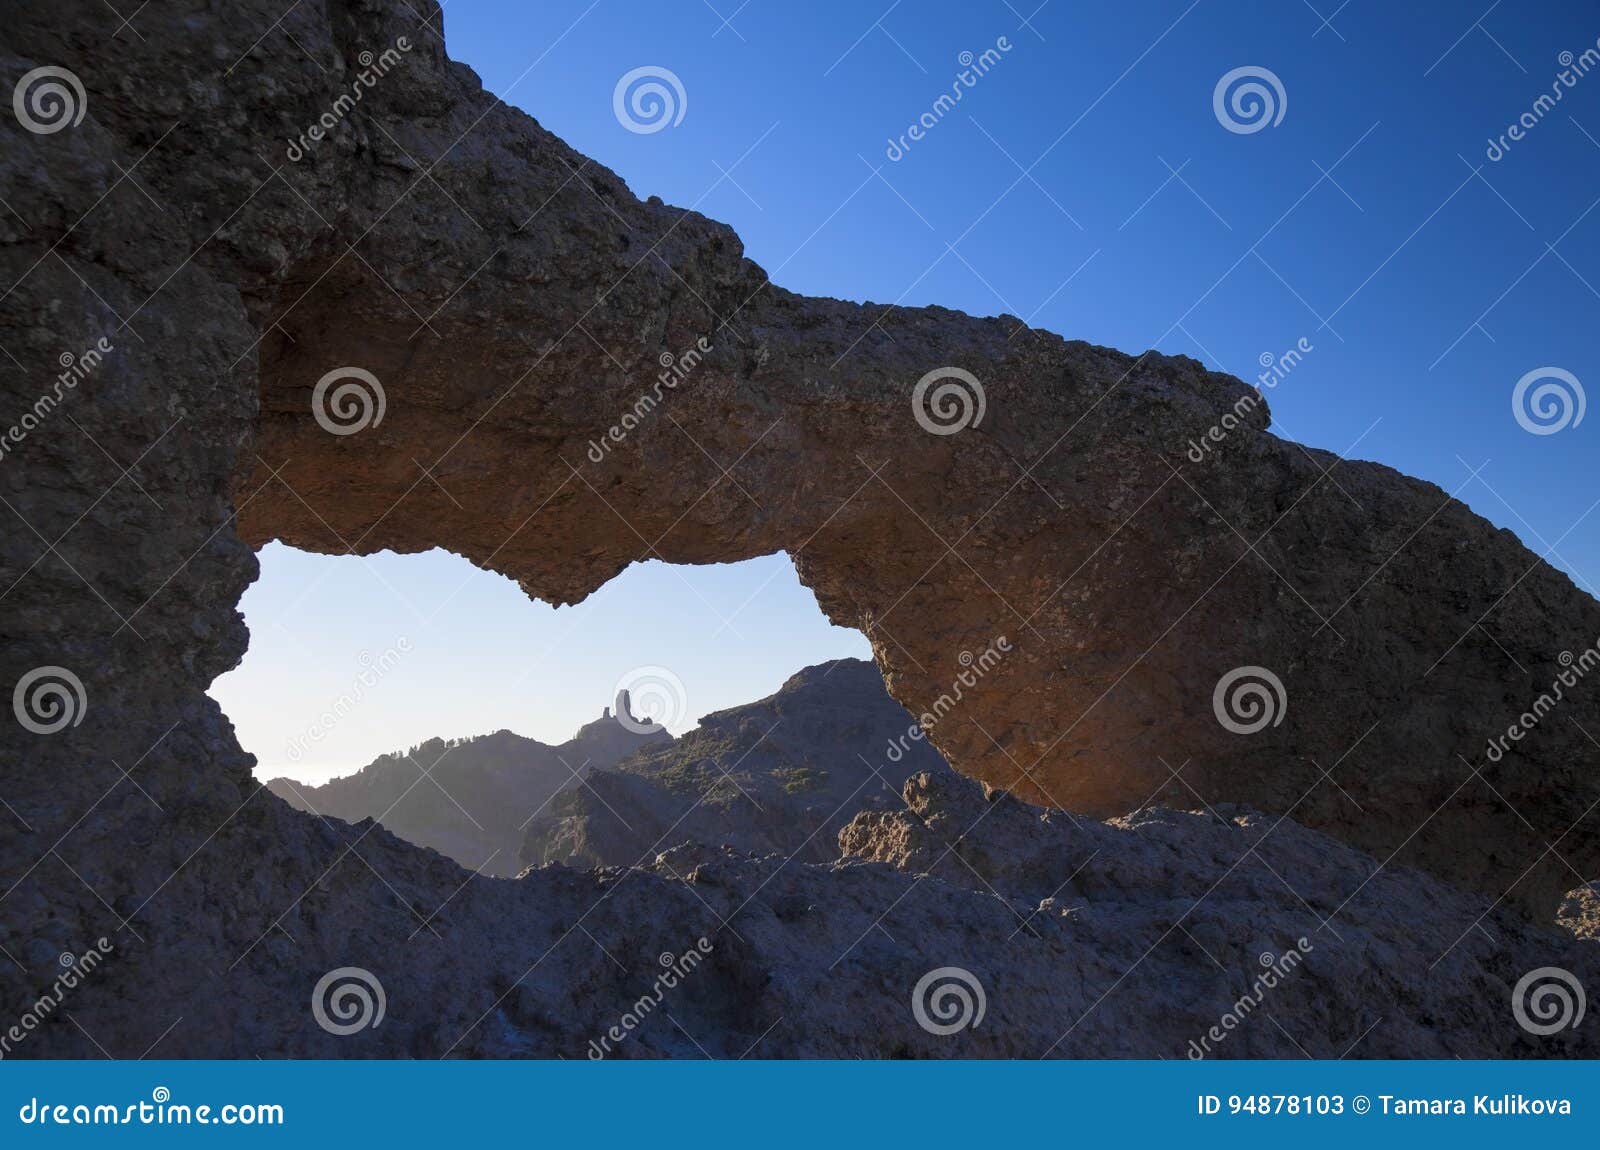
[210,543,890,876]
[5,0,1597,1061]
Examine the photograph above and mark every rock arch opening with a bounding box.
[231,257,1600,918]
[193,0,1598,918]
[7,0,1600,1063]
[210,542,886,874]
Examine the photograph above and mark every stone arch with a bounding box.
[3,0,1595,937]
[224,41,1600,920]
[11,0,1600,1062]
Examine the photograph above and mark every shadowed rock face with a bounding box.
[7,761,1600,1059]
[3,0,1600,1061]
[218,7,1600,912]
[182,0,1600,915]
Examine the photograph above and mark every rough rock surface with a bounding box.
[270,712,668,877]
[521,659,951,870]
[1558,884,1600,942]
[119,0,1600,910]
[6,765,1597,1059]
[2,0,1596,917]
[2,0,1599,1061]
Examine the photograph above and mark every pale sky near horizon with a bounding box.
[212,1,1598,785]
[213,545,871,786]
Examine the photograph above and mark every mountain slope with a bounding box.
[520,659,951,870]
[267,709,669,876]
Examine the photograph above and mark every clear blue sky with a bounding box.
[213,0,1599,783]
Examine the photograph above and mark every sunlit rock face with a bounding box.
[220,0,1597,916]
[2,0,1598,1061]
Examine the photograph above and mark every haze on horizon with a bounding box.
[210,544,871,787]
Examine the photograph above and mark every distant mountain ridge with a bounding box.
[519,658,951,870]
[265,703,670,876]
[267,660,952,878]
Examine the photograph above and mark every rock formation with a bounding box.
[1559,884,1600,942]
[2,0,1598,1060]
[269,713,668,876]
[522,659,951,870]
[233,0,1596,913]
[7,765,1598,1058]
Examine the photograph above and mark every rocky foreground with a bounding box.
[6,756,1595,1058]
[2,0,1598,1059]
